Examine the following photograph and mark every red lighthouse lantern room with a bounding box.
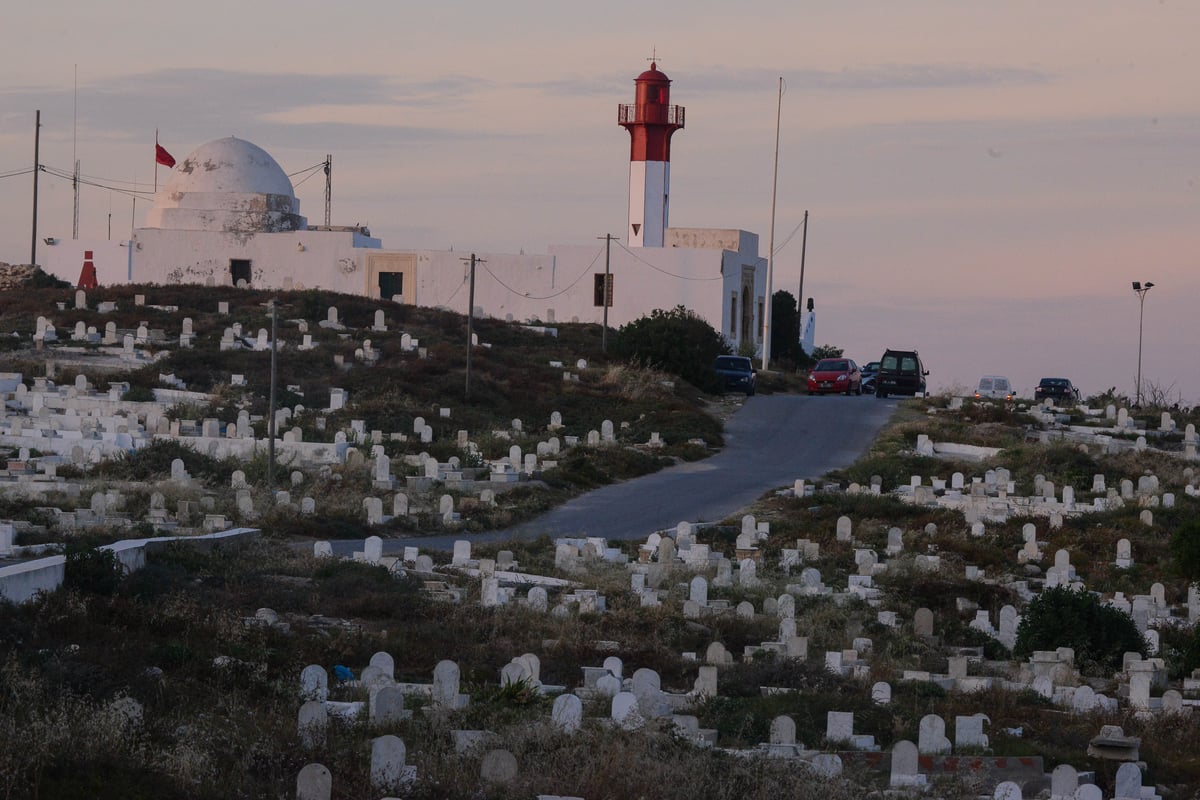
[618,62,685,247]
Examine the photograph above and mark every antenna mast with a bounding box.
[31,110,41,266]
[73,64,79,239]
[324,154,331,228]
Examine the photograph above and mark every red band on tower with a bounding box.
[618,63,685,161]
[77,250,98,289]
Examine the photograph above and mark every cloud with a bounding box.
[0,68,496,149]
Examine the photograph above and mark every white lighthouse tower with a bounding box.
[618,62,685,248]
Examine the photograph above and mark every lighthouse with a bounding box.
[618,62,685,248]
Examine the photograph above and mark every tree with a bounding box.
[769,290,801,364]
[613,306,728,393]
[810,344,844,360]
[1014,586,1144,674]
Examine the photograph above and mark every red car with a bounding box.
[807,358,863,395]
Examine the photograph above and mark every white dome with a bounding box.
[145,136,306,233]
[165,137,295,196]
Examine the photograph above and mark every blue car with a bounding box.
[713,356,757,396]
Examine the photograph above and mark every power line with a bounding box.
[0,167,37,180]
[614,240,724,281]
[287,162,327,178]
[478,245,605,300]
[773,216,807,256]
[40,166,153,200]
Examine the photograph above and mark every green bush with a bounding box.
[1170,518,1200,581]
[612,306,727,393]
[1014,586,1144,674]
[121,385,155,402]
[63,543,122,596]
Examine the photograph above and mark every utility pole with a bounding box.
[461,254,483,399]
[72,160,80,240]
[30,110,40,266]
[762,77,783,371]
[597,234,613,352]
[796,209,809,350]
[324,154,331,228]
[73,67,79,240]
[1132,281,1154,407]
[267,299,278,492]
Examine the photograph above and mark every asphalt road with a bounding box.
[330,394,897,556]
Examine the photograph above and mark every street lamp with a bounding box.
[1131,281,1154,407]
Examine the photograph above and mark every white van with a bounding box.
[975,376,1013,400]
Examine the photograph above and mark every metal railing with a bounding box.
[618,104,685,127]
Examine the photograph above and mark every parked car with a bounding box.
[860,361,880,394]
[1034,377,1079,405]
[975,375,1014,401]
[874,349,928,398]
[807,358,862,395]
[713,355,756,396]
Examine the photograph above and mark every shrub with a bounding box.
[1170,517,1200,581]
[63,543,122,596]
[121,386,155,402]
[612,306,727,393]
[1014,586,1144,674]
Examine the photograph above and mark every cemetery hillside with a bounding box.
[2,279,1200,800]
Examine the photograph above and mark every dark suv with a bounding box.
[1034,378,1080,405]
[874,349,928,398]
[713,355,756,396]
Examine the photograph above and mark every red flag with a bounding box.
[155,143,176,168]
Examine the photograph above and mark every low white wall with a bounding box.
[0,556,66,604]
[0,527,259,604]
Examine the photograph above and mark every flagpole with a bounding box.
[154,129,159,193]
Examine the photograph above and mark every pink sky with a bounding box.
[1,2,1196,402]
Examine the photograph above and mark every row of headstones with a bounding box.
[361,491,494,526]
[296,744,527,799]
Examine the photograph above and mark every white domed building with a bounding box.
[145,137,307,235]
[43,136,391,293]
[41,64,769,355]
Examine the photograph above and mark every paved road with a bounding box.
[332,395,896,556]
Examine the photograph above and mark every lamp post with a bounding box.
[1131,281,1154,407]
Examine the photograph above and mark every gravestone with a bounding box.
[914,608,934,637]
[1050,764,1078,798]
[432,660,462,709]
[296,763,331,800]
[300,665,328,701]
[298,700,327,748]
[1114,763,1142,800]
[836,515,852,542]
[551,693,583,733]
[770,715,796,745]
[918,714,951,754]
[955,714,989,749]
[889,740,923,788]
[994,782,1022,800]
[364,536,383,565]
[370,735,408,791]
[369,652,395,680]
[611,692,642,730]
[480,749,518,784]
[527,586,548,612]
[372,687,409,725]
[826,711,854,744]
